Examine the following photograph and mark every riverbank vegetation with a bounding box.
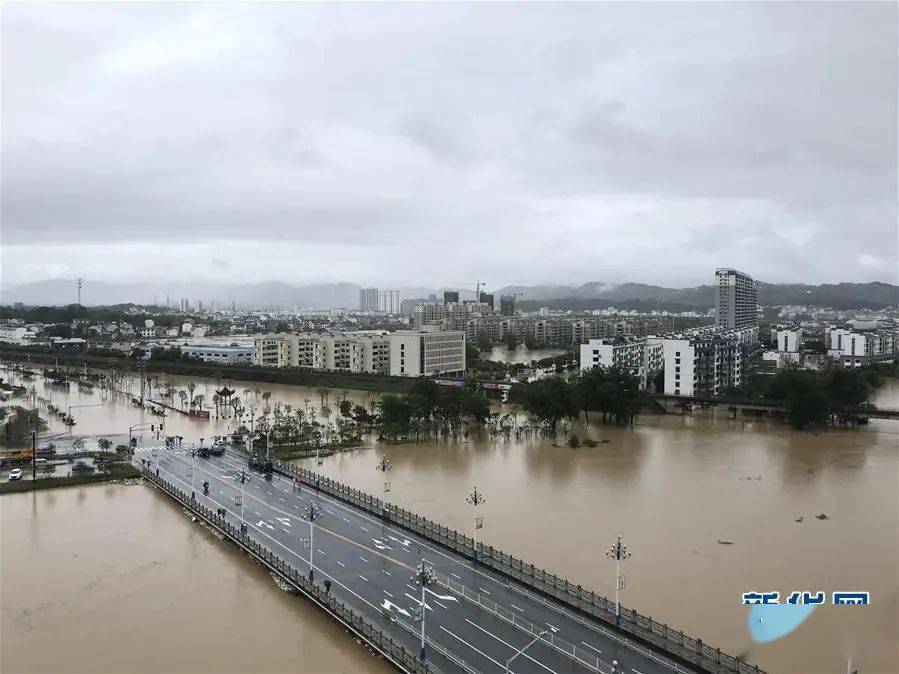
[0,406,47,447]
[732,365,890,429]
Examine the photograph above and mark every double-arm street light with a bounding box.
[410,560,436,662]
[301,502,322,581]
[505,629,549,673]
[466,486,486,560]
[606,534,631,626]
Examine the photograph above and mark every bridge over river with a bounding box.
[133,443,763,674]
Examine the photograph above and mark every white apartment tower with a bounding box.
[715,269,758,331]
[359,288,379,312]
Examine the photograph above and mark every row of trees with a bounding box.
[0,406,47,446]
[514,365,648,433]
[752,366,883,429]
[375,379,491,443]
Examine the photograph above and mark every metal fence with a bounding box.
[273,458,762,674]
[141,468,434,674]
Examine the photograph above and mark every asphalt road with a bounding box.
[134,443,688,674]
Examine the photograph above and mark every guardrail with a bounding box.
[140,468,435,674]
[272,458,762,674]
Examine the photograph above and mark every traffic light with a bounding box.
[151,424,155,431]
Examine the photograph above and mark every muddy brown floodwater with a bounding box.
[1,483,394,674]
[2,365,898,673]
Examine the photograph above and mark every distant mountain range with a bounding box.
[0,278,895,310]
[498,281,898,311]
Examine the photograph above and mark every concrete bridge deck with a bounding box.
[134,443,707,674]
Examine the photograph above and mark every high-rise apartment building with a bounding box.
[359,288,379,311]
[715,268,758,331]
[443,290,459,304]
[378,289,400,314]
[500,295,516,317]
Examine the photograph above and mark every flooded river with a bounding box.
[2,365,897,673]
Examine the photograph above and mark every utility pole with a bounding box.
[411,560,435,661]
[466,486,486,561]
[31,431,36,481]
[76,278,82,305]
[606,534,631,626]
[376,455,392,519]
[302,502,322,581]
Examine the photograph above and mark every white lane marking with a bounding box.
[581,641,603,655]
[337,561,346,568]
[479,587,492,595]
[317,549,325,556]
[406,584,417,592]
[404,593,433,611]
[383,570,392,576]
[276,517,290,526]
[282,528,290,534]
[435,600,449,610]
[325,509,334,515]
[360,526,368,532]
[359,556,369,563]
[266,491,273,496]
[343,517,351,523]
[380,599,409,617]
[451,572,462,580]
[279,497,286,502]
[359,575,369,582]
[511,604,525,612]
[632,670,644,674]
[383,590,394,598]
[439,626,506,670]
[426,589,459,603]
[465,619,559,674]
[546,623,559,633]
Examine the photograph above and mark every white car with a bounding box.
[8,468,23,481]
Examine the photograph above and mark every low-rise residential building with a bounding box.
[181,343,254,364]
[388,329,466,377]
[579,337,664,390]
[660,327,754,397]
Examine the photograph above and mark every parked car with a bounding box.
[8,468,23,481]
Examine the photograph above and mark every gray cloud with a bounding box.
[1,2,895,289]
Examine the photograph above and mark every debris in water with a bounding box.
[815,513,830,520]
[795,516,804,523]
[717,540,734,545]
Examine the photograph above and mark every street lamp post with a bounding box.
[505,630,548,673]
[302,502,322,581]
[376,455,391,519]
[466,486,486,561]
[606,534,631,626]
[411,560,436,662]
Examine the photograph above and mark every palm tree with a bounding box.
[187,382,196,401]
[212,393,221,415]
[262,391,272,411]
[178,390,188,409]
[192,394,205,410]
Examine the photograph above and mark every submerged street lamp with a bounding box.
[410,560,436,661]
[301,502,323,581]
[606,534,631,626]
[466,486,486,560]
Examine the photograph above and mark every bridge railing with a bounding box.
[141,468,435,674]
[274,458,762,674]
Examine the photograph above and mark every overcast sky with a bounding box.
[2,2,896,290]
